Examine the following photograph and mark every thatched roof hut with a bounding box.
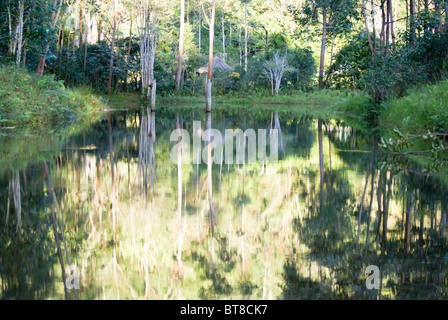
[196,56,234,75]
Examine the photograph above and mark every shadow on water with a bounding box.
[0,105,447,299]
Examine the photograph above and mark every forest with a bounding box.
[0,0,448,302]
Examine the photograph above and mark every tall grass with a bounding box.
[380,80,448,134]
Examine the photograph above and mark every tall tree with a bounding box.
[107,0,118,93]
[244,0,248,72]
[36,0,63,74]
[295,0,359,88]
[176,0,185,90]
[15,0,25,67]
[205,0,216,111]
[97,0,105,42]
[79,0,83,50]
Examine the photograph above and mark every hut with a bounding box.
[195,56,234,75]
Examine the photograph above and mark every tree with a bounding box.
[36,0,64,75]
[176,0,185,90]
[205,0,216,111]
[137,0,158,106]
[294,0,360,88]
[263,52,288,95]
[107,0,119,93]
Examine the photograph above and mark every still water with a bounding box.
[1,105,447,299]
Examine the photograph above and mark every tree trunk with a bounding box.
[79,0,83,50]
[222,6,226,58]
[362,0,374,58]
[409,0,415,41]
[98,0,104,42]
[380,0,386,51]
[176,0,185,90]
[244,0,248,72]
[36,0,63,74]
[206,0,216,111]
[7,5,13,56]
[318,8,327,89]
[239,25,242,66]
[388,0,395,45]
[15,0,24,67]
[83,8,89,74]
[198,2,201,52]
[385,0,391,51]
[107,0,118,93]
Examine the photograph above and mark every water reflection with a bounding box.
[0,107,447,300]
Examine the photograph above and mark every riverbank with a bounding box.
[0,66,106,136]
[333,80,448,136]
[105,89,353,118]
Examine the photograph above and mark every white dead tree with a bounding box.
[7,0,25,67]
[138,0,157,110]
[263,52,289,95]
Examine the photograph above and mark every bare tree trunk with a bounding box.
[79,0,83,50]
[380,0,386,51]
[363,0,374,58]
[107,0,118,93]
[318,8,327,89]
[198,1,201,52]
[7,5,13,56]
[149,13,157,109]
[222,1,226,59]
[244,0,248,72]
[388,0,395,45]
[239,25,242,66]
[98,0,104,42]
[206,0,216,112]
[176,0,185,90]
[385,0,391,51]
[15,0,24,67]
[371,0,376,53]
[83,8,89,74]
[409,0,415,41]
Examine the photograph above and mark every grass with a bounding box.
[157,89,347,107]
[332,80,448,135]
[380,80,448,135]
[0,65,106,136]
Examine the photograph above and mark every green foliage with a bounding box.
[380,80,448,134]
[284,47,317,91]
[379,129,448,175]
[0,66,104,134]
[326,32,374,89]
[52,38,140,92]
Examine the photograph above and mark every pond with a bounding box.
[0,105,447,300]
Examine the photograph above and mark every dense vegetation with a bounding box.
[0,66,104,134]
